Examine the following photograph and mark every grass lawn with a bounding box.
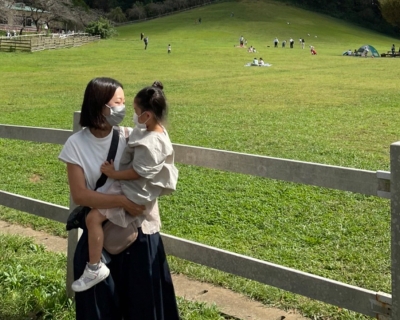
[0,233,229,320]
[1,0,400,318]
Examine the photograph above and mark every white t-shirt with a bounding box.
[58,126,131,192]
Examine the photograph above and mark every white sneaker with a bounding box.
[71,262,110,292]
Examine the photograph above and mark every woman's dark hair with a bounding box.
[134,80,167,122]
[80,77,123,129]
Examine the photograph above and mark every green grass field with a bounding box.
[1,0,400,318]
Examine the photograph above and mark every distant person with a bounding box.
[392,44,395,56]
[144,36,148,50]
[259,57,265,66]
[354,49,358,55]
[282,40,286,48]
[289,38,294,48]
[168,44,171,54]
[239,36,244,47]
[363,46,369,57]
[299,38,302,45]
[140,32,144,40]
[301,38,305,49]
[253,47,257,53]
[310,46,317,55]
[248,46,253,53]
[274,37,279,48]
[347,49,352,56]
[199,17,202,24]
[252,57,258,65]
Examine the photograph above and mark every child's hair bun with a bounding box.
[152,80,164,90]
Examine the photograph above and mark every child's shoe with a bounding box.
[71,262,110,292]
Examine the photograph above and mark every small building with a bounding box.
[0,2,51,33]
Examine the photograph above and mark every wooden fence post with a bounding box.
[66,111,82,298]
[391,141,400,318]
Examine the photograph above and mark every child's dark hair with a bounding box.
[134,81,167,122]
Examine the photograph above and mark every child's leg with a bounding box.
[86,209,108,264]
[71,209,110,292]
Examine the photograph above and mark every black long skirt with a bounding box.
[74,228,180,320]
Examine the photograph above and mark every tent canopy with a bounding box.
[357,44,379,57]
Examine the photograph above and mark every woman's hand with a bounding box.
[120,196,145,217]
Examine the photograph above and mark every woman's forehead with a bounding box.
[113,87,125,99]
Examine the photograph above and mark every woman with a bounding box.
[59,77,180,320]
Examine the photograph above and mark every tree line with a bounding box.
[94,0,215,23]
[276,0,399,35]
[1,0,398,37]
[83,0,400,35]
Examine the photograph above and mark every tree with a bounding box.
[0,0,13,24]
[107,6,127,22]
[21,0,69,32]
[0,1,29,34]
[127,2,146,20]
[23,0,99,32]
[86,0,118,12]
[379,0,400,27]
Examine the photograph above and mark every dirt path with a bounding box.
[0,220,308,320]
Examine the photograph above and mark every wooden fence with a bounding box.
[0,34,101,52]
[0,112,398,319]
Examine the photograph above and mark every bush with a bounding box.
[85,17,117,39]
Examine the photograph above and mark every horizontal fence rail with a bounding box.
[0,124,72,144]
[0,124,391,198]
[0,120,395,318]
[0,191,69,223]
[173,144,391,198]
[162,234,391,317]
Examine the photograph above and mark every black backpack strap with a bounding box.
[94,128,119,191]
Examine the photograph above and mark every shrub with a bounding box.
[85,17,117,39]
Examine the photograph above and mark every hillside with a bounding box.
[1,1,400,319]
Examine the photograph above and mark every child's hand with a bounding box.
[101,160,115,177]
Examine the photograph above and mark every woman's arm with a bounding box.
[100,160,141,181]
[67,163,144,216]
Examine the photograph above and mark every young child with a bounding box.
[71,81,178,292]
[168,44,171,54]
